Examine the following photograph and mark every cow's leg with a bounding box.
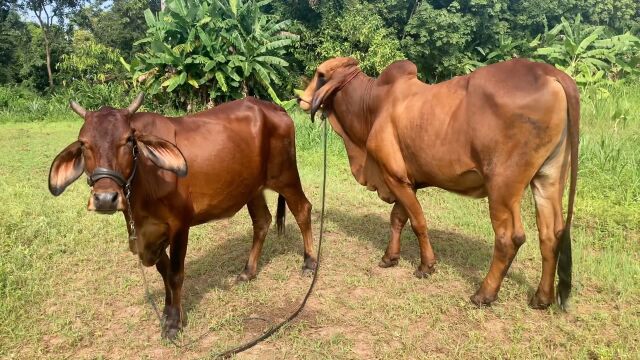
[237,192,272,282]
[383,176,436,277]
[530,142,570,308]
[155,250,172,316]
[266,131,316,274]
[471,185,526,306]
[163,227,189,340]
[280,185,317,275]
[379,202,409,268]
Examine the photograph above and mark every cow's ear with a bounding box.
[135,133,187,177]
[49,141,84,196]
[310,75,340,122]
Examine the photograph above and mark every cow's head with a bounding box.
[48,93,187,213]
[298,57,360,122]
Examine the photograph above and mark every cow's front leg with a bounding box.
[163,228,189,340]
[383,175,436,277]
[155,251,172,316]
[379,202,409,268]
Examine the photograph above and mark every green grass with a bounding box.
[0,84,639,359]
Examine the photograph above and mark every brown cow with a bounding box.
[49,94,317,339]
[298,57,578,309]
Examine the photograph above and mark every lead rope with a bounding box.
[131,117,329,358]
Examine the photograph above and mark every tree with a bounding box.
[57,30,125,84]
[19,0,82,89]
[127,0,297,108]
[72,0,160,58]
[0,6,23,83]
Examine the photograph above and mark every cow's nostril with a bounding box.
[94,192,119,209]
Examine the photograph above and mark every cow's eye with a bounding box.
[126,136,134,145]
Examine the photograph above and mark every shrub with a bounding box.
[57,30,126,85]
[124,0,297,109]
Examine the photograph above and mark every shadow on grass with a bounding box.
[148,204,534,315]
[326,208,532,292]
[147,219,310,313]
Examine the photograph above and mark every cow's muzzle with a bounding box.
[91,191,122,214]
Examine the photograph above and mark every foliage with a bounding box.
[0,10,24,83]
[72,0,161,57]
[402,1,476,81]
[17,0,84,88]
[14,23,70,91]
[57,30,126,84]
[532,15,640,85]
[312,0,405,75]
[126,0,297,108]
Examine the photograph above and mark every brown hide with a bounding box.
[300,57,579,309]
[49,96,316,339]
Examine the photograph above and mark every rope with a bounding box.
[136,118,329,358]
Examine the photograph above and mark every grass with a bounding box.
[0,83,639,359]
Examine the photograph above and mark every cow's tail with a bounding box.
[276,194,286,236]
[555,72,580,310]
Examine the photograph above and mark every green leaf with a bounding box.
[188,78,199,88]
[119,57,131,72]
[144,9,156,26]
[254,56,288,67]
[215,71,228,91]
[230,0,238,15]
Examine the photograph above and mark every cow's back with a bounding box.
[148,98,287,222]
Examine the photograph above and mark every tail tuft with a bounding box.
[276,194,286,236]
[556,227,573,310]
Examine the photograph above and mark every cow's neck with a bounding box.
[330,73,376,148]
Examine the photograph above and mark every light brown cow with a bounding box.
[49,95,317,339]
[298,57,578,309]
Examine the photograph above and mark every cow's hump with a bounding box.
[377,60,418,86]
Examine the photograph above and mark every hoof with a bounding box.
[162,326,180,341]
[470,291,497,307]
[529,291,553,310]
[302,256,317,275]
[378,257,399,268]
[414,264,435,278]
[162,307,182,340]
[236,272,256,283]
[301,267,315,277]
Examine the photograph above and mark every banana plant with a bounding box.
[532,15,640,85]
[121,0,297,108]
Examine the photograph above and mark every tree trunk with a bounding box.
[43,33,54,89]
[33,10,54,89]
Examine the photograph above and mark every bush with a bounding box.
[126,0,297,109]
[57,30,127,85]
[532,15,640,85]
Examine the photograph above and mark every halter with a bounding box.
[87,144,139,241]
[87,144,138,197]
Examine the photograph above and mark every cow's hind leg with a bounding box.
[270,178,316,275]
[471,182,527,306]
[237,192,272,282]
[379,202,409,268]
[530,143,570,308]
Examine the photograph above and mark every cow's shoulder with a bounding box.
[377,60,418,86]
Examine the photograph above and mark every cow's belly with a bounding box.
[440,169,487,198]
[190,185,261,224]
[414,165,487,198]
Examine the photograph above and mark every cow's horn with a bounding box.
[127,93,145,114]
[69,101,87,118]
